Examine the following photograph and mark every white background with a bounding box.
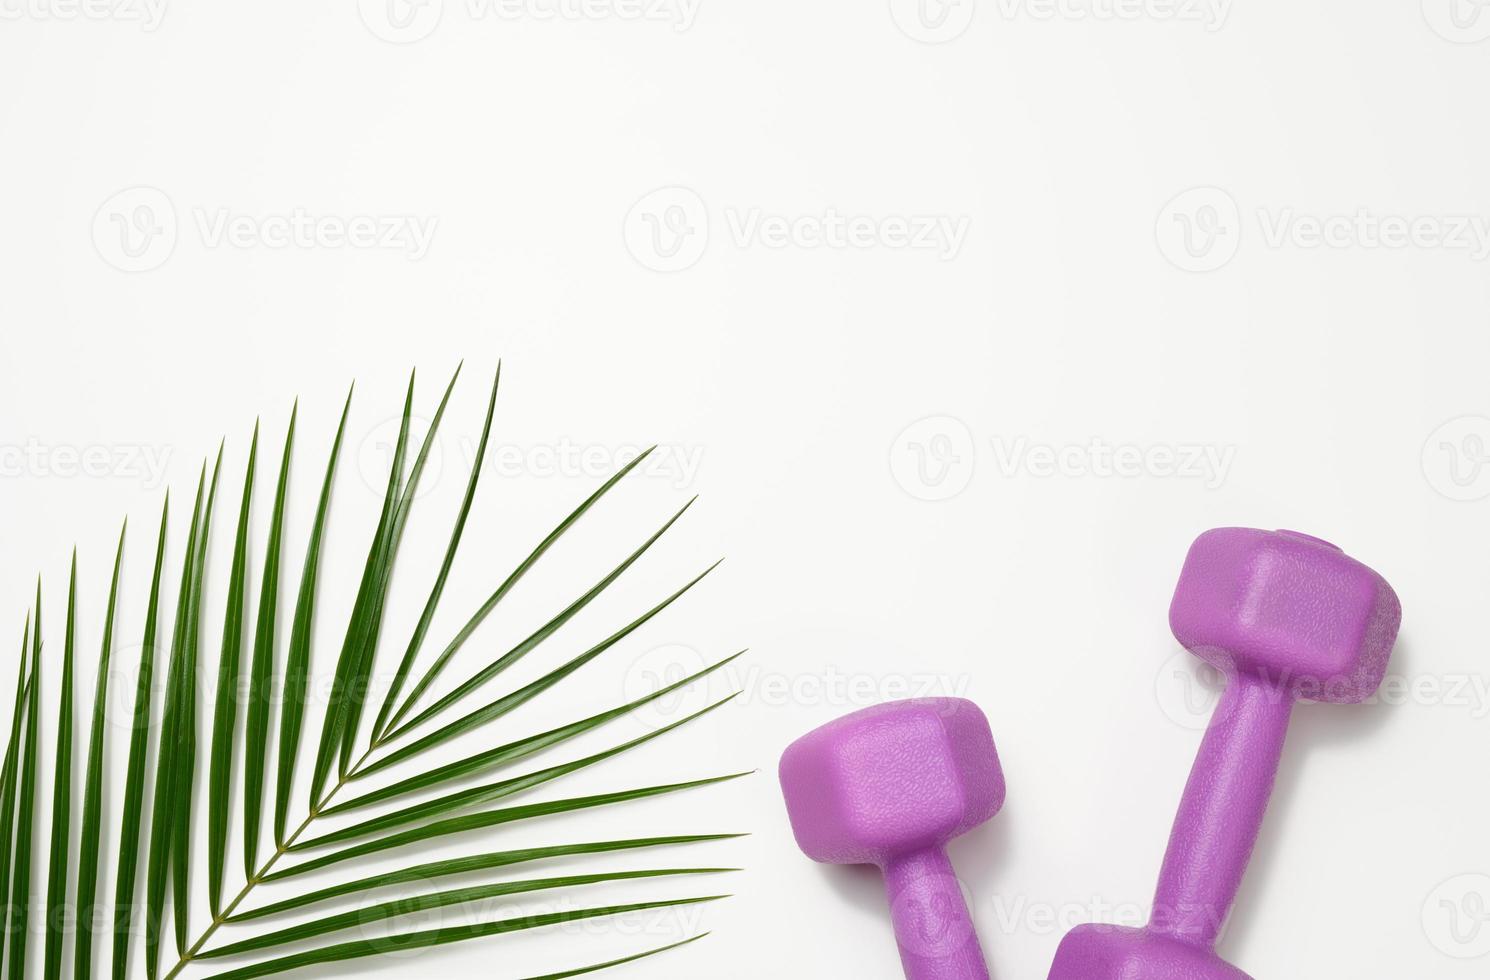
[2,1,1489,978]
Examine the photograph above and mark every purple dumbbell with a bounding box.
[780,698,1004,980]
[1048,528,1402,980]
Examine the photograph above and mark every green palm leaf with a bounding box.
[307,373,415,808]
[268,773,749,880]
[380,501,705,748]
[314,694,739,836]
[242,408,293,877]
[6,369,744,980]
[369,365,500,746]
[378,446,658,739]
[520,935,709,980]
[75,525,127,980]
[208,426,258,917]
[113,500,170,980]
[273,390,351,847]
[9,584,42,980]
[199,898,727,980]
[229,834,741,922]
[0,615,31,979]
[201,868,733,959]
[43,557,78,980]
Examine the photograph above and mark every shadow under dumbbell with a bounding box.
[1217,638,1409,963]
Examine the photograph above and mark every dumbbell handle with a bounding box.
[1151,671,1294,948]
[882,846,991,980]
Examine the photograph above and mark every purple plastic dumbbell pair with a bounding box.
[779,528,1402,980]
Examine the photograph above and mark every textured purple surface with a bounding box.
[1048,528,1401,980]
[781,698,1003,980]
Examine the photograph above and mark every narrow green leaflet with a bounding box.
[172,453,224,953]
[369,364,500,746]
[271,773,750,879]
[307,374,413,809]
[43,556,78,980]
[74,526,126,980]
[144,471,206,979]
[273,390,351,845]
[335,364,463,778]
[519,935,708,980]
[199,898,726,980]
[208,426,258,916]
[228,835,742,922]
[243,407,294,876]
[8,585,42,980]
[381,501,703,748]
[313,695,737,843]
[380,446,658,738]
[349,651,745,803]
[381,560,721,763]
[112,499,169,980]
[5,374,747,980]
[0,617,30,979]
[202,869,731,958]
